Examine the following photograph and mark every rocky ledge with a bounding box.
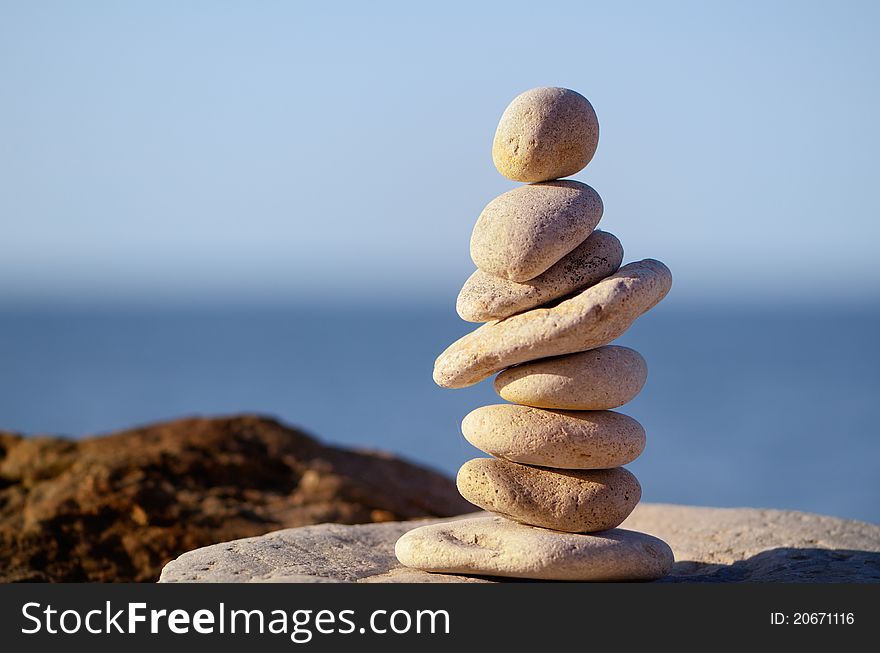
[159,504,880,583]
[0,415,471,582]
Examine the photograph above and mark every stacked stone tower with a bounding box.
[396,87,675,581]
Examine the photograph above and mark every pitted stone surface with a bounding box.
[159,504,880,583]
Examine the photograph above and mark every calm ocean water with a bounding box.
[1,303,877,523]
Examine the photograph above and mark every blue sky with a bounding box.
[1,1,878,306]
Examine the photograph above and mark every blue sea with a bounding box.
[1,302,878,523]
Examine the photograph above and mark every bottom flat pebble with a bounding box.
[395,515,674,581]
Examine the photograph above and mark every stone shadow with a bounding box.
[659,547,880,583]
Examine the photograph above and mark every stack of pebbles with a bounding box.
[396,87,675,581]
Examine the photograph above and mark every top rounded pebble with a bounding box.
[492,87,599,182]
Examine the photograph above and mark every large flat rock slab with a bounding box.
[159,503,880,583]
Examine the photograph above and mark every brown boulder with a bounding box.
[0,414,470,582]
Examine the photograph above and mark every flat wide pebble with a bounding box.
[470,180,603,282]
[492,87,599,183]
[461,404,645,469]
[434,259,672,388]
[457,229,623,322]
[457,458,640,533]
[395,515,673,581]
[495,346,647,410]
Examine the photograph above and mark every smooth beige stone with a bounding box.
[461,404,645,469]
[457,230,623,322]
[492,87,599,183]
[396,516,672,581]
[470,180,603,282]
[456,458,640,533]
[434,259,672,389]
[495,346,647,410]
